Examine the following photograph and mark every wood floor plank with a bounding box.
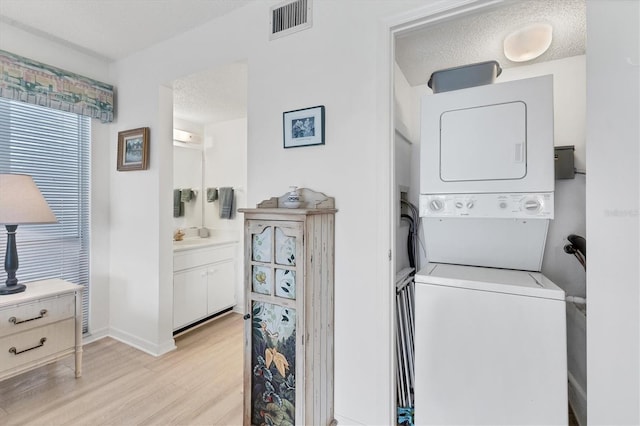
[0,313,245,425]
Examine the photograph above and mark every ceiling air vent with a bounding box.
[269,0,312,40]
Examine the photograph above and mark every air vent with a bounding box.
[269,0,312,40]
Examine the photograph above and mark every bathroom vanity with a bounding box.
[173,232,239,333]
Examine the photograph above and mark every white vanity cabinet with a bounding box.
[173,242,237,331]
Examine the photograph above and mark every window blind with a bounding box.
[0,97,90,333]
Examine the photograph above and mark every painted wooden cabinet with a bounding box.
[239,189,337,426]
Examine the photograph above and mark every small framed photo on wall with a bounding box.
[117,127,149,171]
[283,105,325,148]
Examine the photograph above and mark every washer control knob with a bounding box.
[455,201,463,209]
[429,199,444,212]
[523,198,542,213]
[499,202,508,209]
[466,201,474,209]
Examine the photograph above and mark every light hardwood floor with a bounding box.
[0,313,244,425]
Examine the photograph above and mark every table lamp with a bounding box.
[0,174,57,295]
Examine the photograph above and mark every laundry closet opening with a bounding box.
[391,1,586,424]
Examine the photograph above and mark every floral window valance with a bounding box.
[0,50,114,123]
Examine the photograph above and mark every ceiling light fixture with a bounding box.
[504,23,553,62]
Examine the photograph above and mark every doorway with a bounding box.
[171,60,248,324]
[388,1,586,424]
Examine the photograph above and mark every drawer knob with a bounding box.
[9,337,47,355]
[8,309,48,325]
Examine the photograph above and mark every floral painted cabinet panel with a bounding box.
[247,220,303,426]
[240,200,336,426]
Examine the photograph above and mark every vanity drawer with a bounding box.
[0,294,75,338]
[0,318,75,372]
[174,245,235,271]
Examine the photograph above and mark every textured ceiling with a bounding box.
[395,0,586,87]
[0,0,252,61]
[173,62,248,125]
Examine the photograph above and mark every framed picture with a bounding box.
[283,105,325,148]
[117,127,149,171]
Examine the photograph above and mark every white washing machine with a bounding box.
[414,263,568,425]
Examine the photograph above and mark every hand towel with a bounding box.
[180,188,193,202]
[206,187,218,203]
[173,189,184,217]
[218,187,234,219]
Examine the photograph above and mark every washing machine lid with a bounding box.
[415,262,565,300]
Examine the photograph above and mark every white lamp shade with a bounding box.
[504,23,553,62]
[0,174,57,224]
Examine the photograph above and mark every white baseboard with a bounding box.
[82,326,109,345]
[334,413,366,425]
[108,326,176,356]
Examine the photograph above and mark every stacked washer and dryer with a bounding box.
[414,72,568,425]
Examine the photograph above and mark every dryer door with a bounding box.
[420,74,554,194]
[440,101,526,182]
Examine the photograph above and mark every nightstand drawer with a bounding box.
[0,318,75,372]
[0,294,75,338]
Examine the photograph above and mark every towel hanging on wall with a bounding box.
[218,187,234,219]
[180,188,193,202]
[206,187,218,202]
[173,189,184,217]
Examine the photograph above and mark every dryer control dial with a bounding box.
[522,197,542,214]
[430,199,445,212]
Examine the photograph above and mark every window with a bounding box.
[0,97,91,333]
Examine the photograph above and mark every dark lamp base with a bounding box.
[0,283,26,295]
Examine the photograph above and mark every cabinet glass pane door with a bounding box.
[250,224,299,301]
[252,226,272,262]
[250,301,297,425]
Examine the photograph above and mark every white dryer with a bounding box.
[419,75,555,271]
[414,263,568,425]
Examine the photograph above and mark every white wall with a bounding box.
[203,118,247,230]
[0,24,113,340]
[586,1,640,423]
[109,1,425,423]
[394,62,420,272]
[203,117,247,313]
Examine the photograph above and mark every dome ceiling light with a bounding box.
[504,23,553,62]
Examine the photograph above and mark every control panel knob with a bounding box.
[499,202,508,209]
[523,198,542,213]
[429,199,444,212]
[466,201,474,209]
[455,201,463,209]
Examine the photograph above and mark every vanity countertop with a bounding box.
[173,231,239,252]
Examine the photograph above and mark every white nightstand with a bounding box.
[0,279,83,381]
